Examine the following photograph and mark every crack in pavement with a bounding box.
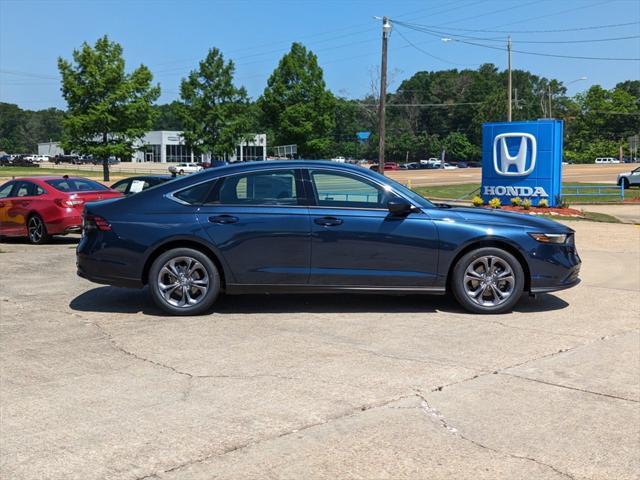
[89,320,304,381]
[415,392,576,480]
[501,372,640,403]
[134,392,418,480]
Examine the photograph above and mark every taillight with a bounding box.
[84,214,111,231]
[56,197,85,208]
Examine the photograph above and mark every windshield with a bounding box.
[46,178,109,192]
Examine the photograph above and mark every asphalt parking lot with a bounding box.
[1,220,639,480]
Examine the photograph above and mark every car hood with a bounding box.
[430,206,572,232]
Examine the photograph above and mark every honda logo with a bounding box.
[493,132,536,176]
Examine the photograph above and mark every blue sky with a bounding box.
[1,0,638,110]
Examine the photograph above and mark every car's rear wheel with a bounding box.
[27,214,50,245]
[451,247,524,314]
[149,248,220,315]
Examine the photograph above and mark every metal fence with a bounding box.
[561,184,626,203]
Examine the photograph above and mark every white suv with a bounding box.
[617,167,640,189]
[168,163,203,175]
[595,157,620,164]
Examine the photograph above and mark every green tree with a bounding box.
[259,43,336,158]
[152,101,184,130]
[58,35,160,180]
[179,48,251,160]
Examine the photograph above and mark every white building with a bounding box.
[38,141,65,157]
[38,131,267,163]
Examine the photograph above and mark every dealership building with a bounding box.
[38,131,267,163]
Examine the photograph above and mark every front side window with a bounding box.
[208,170,299,206]
[310,170,394,209]
[0,182,14,198]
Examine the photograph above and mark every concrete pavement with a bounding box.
[1,221,638,479]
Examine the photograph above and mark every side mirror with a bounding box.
[387,198,413,216]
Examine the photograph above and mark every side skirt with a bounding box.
[225,284,447,295]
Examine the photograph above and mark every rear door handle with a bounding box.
[314,216,343,227]
[209,215,239,224]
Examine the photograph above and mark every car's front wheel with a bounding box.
[619,178,629,189]
[148,248,221,315]
[451,247,524,314]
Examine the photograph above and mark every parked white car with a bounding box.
[617,166,640,189]
[168,163,203,175]
[595,157,620,164]
[331,156,346,163]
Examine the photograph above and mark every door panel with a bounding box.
[5,181,34,236]
[198,206,311,284]
[309,207,439,286]
[306,169,438,286]
[196,169,311,285]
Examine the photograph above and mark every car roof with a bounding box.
[8,176,98,182]
[204,160,369,175]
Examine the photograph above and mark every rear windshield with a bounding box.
[45,178,109,192]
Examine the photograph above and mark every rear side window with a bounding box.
[207,170,299,205]
[46,178,109,192]
[173,181,215,205]
[14,181,36,197]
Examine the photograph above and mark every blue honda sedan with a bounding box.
[76,161,580,315]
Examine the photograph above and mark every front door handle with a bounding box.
[314,216,343,227]
[209,215,238,224]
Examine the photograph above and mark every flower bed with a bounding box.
[483,205,584,217]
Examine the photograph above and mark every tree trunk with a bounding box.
[102,133,110,182]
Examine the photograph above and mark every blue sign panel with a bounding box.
[481,119,563,207]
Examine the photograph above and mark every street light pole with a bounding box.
[507,35,512,122]
[378,16,391,175]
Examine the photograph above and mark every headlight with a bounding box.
[529,233,568,244]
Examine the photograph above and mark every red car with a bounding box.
[369,162,400,172]
[0,176,122,244]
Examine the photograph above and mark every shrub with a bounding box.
[510,197,522,207]
[471,195,484,207]
[538,198,549,208]
[488,197,501,209]
[522,199,532,210]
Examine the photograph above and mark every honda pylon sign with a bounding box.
[482,120,563,206]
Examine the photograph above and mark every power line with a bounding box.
[395,22,640,61]
[394,28,472,67]
[392,21,640,44]
[399,20,640,34]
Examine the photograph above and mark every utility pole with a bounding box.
[548,84,553,118]
[507,35,512,122]
[378,16,391,175]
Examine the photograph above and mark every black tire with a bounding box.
[148,248,220,315]
[451,247,525,314]
[620,178,629,190]
[27,214,51,245]
[179,169,184,175]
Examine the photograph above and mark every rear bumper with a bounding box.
[76,258,143,289]
[46,212,83,235]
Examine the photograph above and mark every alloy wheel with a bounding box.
[28,216,44,243]
[463,255,515,308]
[156,256,209,308]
